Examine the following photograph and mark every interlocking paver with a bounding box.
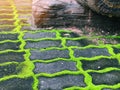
[0,42,20,50]
[39,75,86,90]
[0,34,18,41]
[34,60,77,74]
[25,40,61,49]
[0,78,33,90]
[90,70,120,85]
[81,58,120,70]
[30,49,70,60]
[74,48,110,58]
[0,52,25,63]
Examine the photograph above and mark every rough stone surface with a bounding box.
[39,75,86,90]
[0,42,20,50]
[24,32,56,39]
[0,64,18,78]
[0,78,33,90]
[90,70,120,85]
[113,47,120,54]
[30,49,70,60]
[66,39,91,47]
[25,40,61,49]
[34,60,77,74]
[74,48,110,58]
[0,34,18,41]
[0,52,25,63]
[31,0,87,27]
[81,58,120,70]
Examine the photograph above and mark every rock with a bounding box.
[31,0,86,28]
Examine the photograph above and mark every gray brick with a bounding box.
[0,34,18,41]
[30,49,70,60]
[102,88,120,90]
[81,58,120,70]
[0,78,33,90]
[74,48,110,58]
[24,32,56,39]
[113,47,120,54]
[39,75,86,90]
[34,60,77,74]
[0,42,20,50]
[0,52,25,63]
[0,64,18,78]
[0,26,15,31]
[90,70,120,85]
[25,40,61,49]
[66,39,91,47]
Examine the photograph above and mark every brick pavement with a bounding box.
[0,0,120,90]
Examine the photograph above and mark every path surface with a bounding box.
[0,0,120,90]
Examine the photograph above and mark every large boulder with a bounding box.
[31,0,87,28]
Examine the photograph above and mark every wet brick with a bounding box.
[0,42,20,50]
[39,75,86,90]
[81,58,120,70]
[74,48,110,58]
[25,40,61,49]
[0,52,25,63]
[0,34,18,41]
[0,78,33,90]
[66,39,91,47]
[90,70,120,85]
[30,49,70,60]
[0,64,18,78]
[24,32,56,39]
[34,60,77,74]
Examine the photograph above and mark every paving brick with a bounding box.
[0,64,18,78]
[102,88,120,90]
[39,75,86,90]
[34,60,77,74]
[30,49,70,60]
[89,70,120,85]
[0,26,15,31]
[24,32,56,39]
[81,58,120,70]
[74,48,110,58]
[66,39,91,47]
[0,42,20,51]
[0,34,18,41]
[0,52,25,63]
[113,47,120,54]
[25,40,61,49]
[0,77,33,90]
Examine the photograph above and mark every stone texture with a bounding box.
[0,64,18,78]
[0,34,18,41]
[31,0,87,28]
[24,32,56,39]
[81,58,120,70]
[0,52,25,63]
[34,60,77,74]
[39,75,86,90]
[90,70,120,85]
[30,49,70,60]
[66,39,91,47]
[0,42,20,50]
[25,40,61,49]
[0,78,33,90]
[74,48,110,58]
[61,32,80,38]
[113,47,120,54]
